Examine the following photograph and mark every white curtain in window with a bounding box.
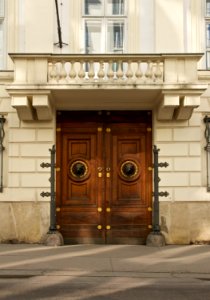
[107,0,124,15]
[85,0,103,16]
[85,21,102,53]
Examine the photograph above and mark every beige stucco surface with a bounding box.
[160,202,210,244]
[0,202,50,243]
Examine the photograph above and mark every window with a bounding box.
[0,0,5,69]
[206,1,210,68]
[207,0,210,16]
[83,0,126,53]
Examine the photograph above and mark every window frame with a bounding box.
[83,0,126,17]
[0,0,5,69]
[205,1,210,68]
[82,0,127,54]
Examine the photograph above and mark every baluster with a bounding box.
[78,61,85,82]
[154,61,163,83]
[126,60,133,84]
[107,60,114,82]
[97,61,105,82]
[69,61,76,83]
[59,61,67,83]
[49,61,58,83]
[116,60,123,82]
[135,61,143,84]
[145,60,153,83]
[88,60,95,82]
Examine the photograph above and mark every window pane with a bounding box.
[0,22,3,69]
[207,23,210,48]
[84,0,103,16]
[0,0,4,18]
[85,21,102,53]
[207,51,210,69]
[107,21,124,52]
[207,0,210,16]
[107,0,124,15]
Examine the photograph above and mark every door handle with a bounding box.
[98,167,103,178]
[106,167,111,178]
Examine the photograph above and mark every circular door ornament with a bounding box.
[119,160,140,181]
[69,160,89,181]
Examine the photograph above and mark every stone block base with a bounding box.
[146,232,166,247]
[43,231,64,246]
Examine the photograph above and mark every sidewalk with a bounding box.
[0,243,210,278]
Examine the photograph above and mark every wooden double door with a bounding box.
[56,111,152,244]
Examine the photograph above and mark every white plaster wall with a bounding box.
[4,0,207,58]
[139,0,155,52]
[154,99,210,203]
[0,110,56,203]
[25,0,54,52]
[155,0,185,52]
[153,95,210,244]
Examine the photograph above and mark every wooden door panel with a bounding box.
[118,182,141,202]
[111,134,147,206]
[106,122,152,244]
[62,133,97,207]
[56,111,152,244]
[56,123,104,244]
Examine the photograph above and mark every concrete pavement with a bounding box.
[0,244,210,299]
[0,243,210,277]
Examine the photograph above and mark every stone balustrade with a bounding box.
[9,53,203,86]
[47,55,164,85]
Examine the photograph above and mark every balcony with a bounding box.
[6,53,207,121]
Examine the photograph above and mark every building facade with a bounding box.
[0,0,210,244]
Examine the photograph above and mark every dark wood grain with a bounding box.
[56,111,152,244]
